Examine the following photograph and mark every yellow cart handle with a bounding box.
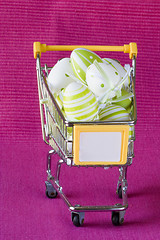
[33,42,137,59]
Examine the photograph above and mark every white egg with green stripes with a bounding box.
[70,48,103,85]
[63,82,99,122]
[103,58,130,88]
[112,88,132,110]
[129,125,134,140]
[99,104,133,139]
[54,90,64,109]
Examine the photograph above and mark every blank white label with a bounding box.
[79,132,122,162]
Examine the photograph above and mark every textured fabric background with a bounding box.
[0,1,160,239]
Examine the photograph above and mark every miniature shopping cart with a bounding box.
[33,42,137,226]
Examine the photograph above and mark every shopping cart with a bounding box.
[33,42,137,226]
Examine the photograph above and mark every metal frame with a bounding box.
[35,49,137,226]
[45,149,128,211]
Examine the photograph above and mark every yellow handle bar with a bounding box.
[33,42,137,59]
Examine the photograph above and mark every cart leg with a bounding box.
[113,166,128,225]
[45,149,65,198]
[121,166,128,206]
[117,166,128,199]
[46,149,55,179]
[116,167,122,198]
[120,166,128,224]
[45,149,57,198]
[56,159,64,183]
[46,149,65,182]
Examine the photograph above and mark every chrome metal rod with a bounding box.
[132,56,136,79]
[121,166,128,206]
[60,192,73,208]
[47,149,55,176]
[36,56,47,143]
[50,175,128,213]
[56,159,64,181]
[122,182,128,206]
[49,178,72,208]
[69,204,128,212]
[123,166,128,179]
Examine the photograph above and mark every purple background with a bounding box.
[0,1,160,239]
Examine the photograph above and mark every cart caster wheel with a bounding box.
[46,190,57,199]
[117,185,122,199]
[111,212,124,226]
[45,181,58,199]
[71,212,84,227]
[72,214,81,227]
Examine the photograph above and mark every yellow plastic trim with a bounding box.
[33,42,137,59]
[73,125,129,165]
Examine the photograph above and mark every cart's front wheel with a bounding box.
[72,212,84,227]
[111,212,124,226]
[72,215,81,227]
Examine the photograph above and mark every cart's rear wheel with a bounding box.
[111,212,124,226]
[45,181,58,199]
[46,190,58,199]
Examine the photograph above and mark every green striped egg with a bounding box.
[99,104,129,121]
[67,135,73,154]
[103,58,130,88]
[112,88,132,110]
[126,103,133,114]
[70,48,103,85]
[54,90,64,109]
[63,82,99,121]
[54,91,67,118]
[99,104,133,139]
[129,125,134,140]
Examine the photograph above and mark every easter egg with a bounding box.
[67,127,73,136]
[99,104,133,139]
[126,103,133,114]
[129,125,134,140]
[47,58,75,94]
[63,82,99,121]
[86,61,121,99]
[54,90,64,109]
[67,135,73,154]
[99,104,130,121]
[66,127,73,154]
[112,88,132,110]
[103,58,130,88]
[70,48,103,85]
